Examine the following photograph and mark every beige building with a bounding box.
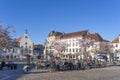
[44,30,107,60]
[111,35,120,60]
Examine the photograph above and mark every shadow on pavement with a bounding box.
[0,63,37,80]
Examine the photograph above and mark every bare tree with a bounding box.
[96,42,113,54]
[54,41,68,58]
[0,24,15,55]
[77,38,95,60]
[93,41,114,62]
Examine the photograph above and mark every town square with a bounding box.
[1,64,120,80]
[0,0,120,80]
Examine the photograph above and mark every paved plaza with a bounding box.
[1,64,120,80]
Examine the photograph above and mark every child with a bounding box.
[23,65,30,72]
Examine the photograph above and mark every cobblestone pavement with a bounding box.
[1,65,120,80]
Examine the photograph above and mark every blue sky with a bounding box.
[0,0,120,44]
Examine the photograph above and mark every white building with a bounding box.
[6,30,34,59]
[111,35,120,60]
[44,30,107,60]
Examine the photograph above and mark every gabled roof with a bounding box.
[61,30,88,39]
[111,37,119,43]
[15,37,22,42]
[86,33,105,42]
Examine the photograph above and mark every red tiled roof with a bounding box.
[61,30,88,39]
[111,37,119,43]
[86,33,104,41]
[15,37,22,42]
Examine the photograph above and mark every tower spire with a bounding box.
[25,29,28,34]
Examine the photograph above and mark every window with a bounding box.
[76,48,78,52]
[66,49,68,52]
[25,42,27,45]
[79,48,81,52]
[63,55,65,58]
[73,43,74,47]
[73,48,75,52]
[63,50,65,52]
[12,48,15,53]
[69,40,71,42]
[76,42,78,46]
[29,50,31,53]
[73,55,75,58]
[21,46,23,48]
[69,43,71,47]
[116,44,118,47]
[66,55,68,58]
[25,46,27,49]
[25,36,28,39]
[29,46,31,49]
[115,50,118,53]
[21,49,23,53]
[69,49,71,52]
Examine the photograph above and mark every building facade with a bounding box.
[44,30,107,60]
[111,35,120,60]
[5,30,34,59]
[33,44,44,59]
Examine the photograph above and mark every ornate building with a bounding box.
[44,30,107,60]
[6,30,34,59]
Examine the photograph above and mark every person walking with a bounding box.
[1,60,5,67]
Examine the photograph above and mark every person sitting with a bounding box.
[1,60,5,70]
